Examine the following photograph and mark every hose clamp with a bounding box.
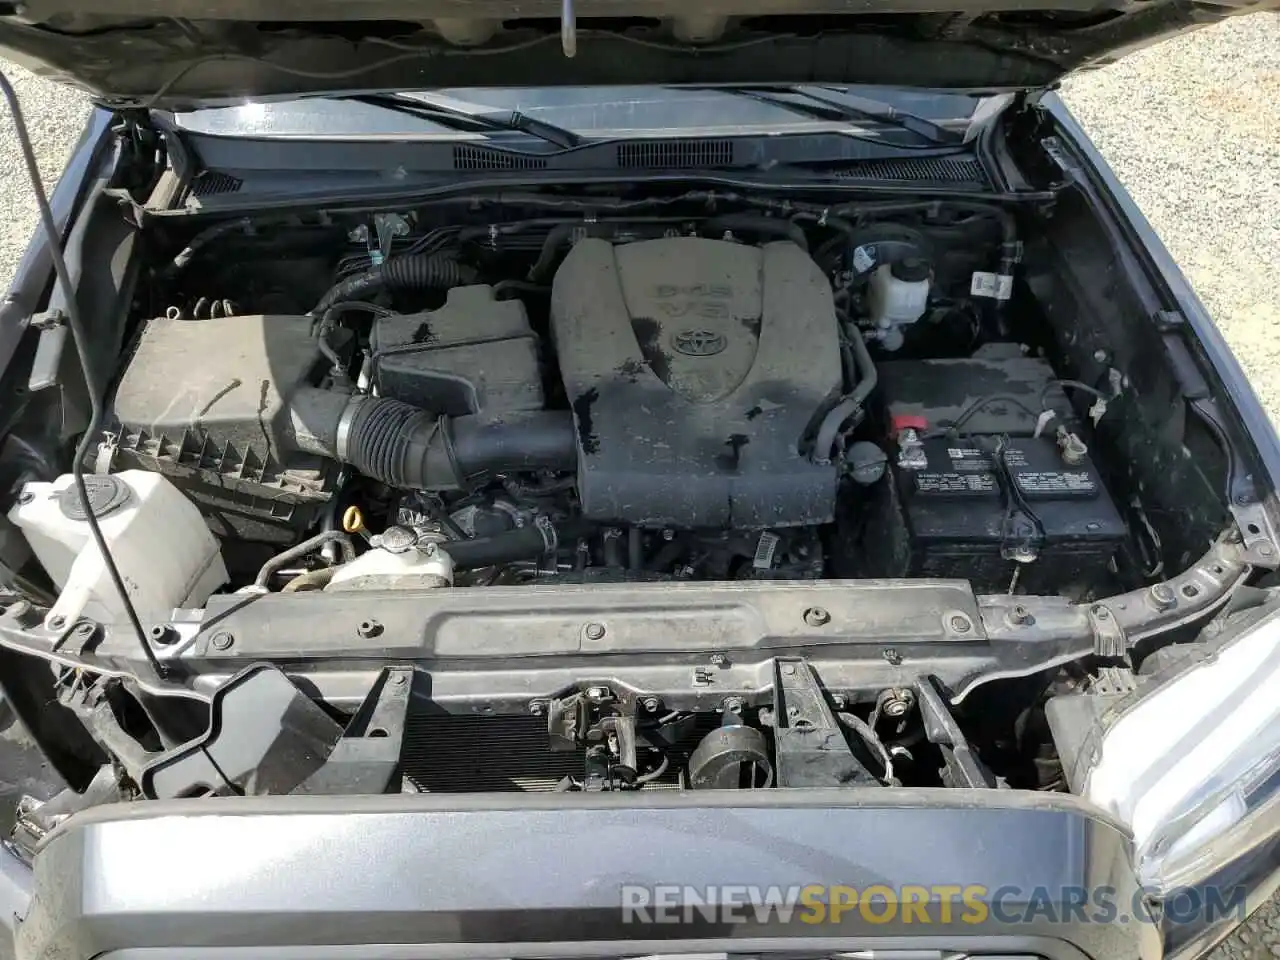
[335,396,367,462]
[534,514,557,555]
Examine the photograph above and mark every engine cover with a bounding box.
[550,237,841,528]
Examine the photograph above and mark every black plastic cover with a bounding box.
[106,313,335,541]
[549,237,841,528]
[371,285,544,415]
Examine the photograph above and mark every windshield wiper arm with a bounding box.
[342,93,582,149]
[668,85,964,146]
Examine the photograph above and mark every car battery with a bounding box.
[883,433,1127,590]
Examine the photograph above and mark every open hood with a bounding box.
[0,0,1274,109]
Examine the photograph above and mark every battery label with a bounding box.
[914,471,998,496]
[1012,469,1098,498]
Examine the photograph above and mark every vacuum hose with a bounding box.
[313,253,476,314]
[291,388,578,490]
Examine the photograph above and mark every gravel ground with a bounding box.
[1,16,1279,956]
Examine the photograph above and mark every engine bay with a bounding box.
[0,178,1266,808]
[82,196,1145,595]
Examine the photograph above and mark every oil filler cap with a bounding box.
[57,475,131,520]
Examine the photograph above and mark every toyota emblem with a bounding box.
[672,329,727,357]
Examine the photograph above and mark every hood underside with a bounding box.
[0,0,1274,107]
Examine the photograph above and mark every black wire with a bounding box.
[946,393,1043,436]
[0,69,166,679]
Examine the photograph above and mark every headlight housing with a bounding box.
[1084,606,1280,893]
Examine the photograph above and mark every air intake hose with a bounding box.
[291,388,578,490]
[313,253,477,314]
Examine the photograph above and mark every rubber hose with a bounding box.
[282,567,338,592]
[254,531,356,589]
[291,389,578,491]
[444,519,592,569]
[812,329,878,464]
[702,214,809,250]
[313,253,475,313]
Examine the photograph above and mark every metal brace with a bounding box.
[1088,603,1127,660]
[1090,665,1138,696]
[560,0,577,57]
[1230,500,1279,569]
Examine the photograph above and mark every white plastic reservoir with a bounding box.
[8,471,227,630]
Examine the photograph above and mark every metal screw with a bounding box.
[584,622,606,641]
[803,606,831,627]
[392,673,408,686]
[1149,583,1176,610]
[1260,543,1275,558]
[585,685,610,702]
[357,620,383,639]
[641,696,661,711]
[211,631,234,650]
[1092,605,1111,620]
[782,662,796,676]
[1009,604,1033,626]
[528,699,547,716]
[787,706,800,719]
[708,652,727,667]
[721,696,745,714]
[1235,492,1254,506]
[47,615,66,630]
[72,621,97,642]
[148,624,175,645]
[1086,521,1101,531]
[883,648,903,666]
[882,689,914,718]
[949,615,972,634]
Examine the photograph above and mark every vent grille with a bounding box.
[403,712,718,792]
[832,156,987,186]
[190,172,243,197]
[617,139,735,169]
[453,144,548,170]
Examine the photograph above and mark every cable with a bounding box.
[946,393,1042,436]
[1042,378,1108,412]
[0,69,166,678]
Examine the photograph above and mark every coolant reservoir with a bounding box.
[8,471,227,630]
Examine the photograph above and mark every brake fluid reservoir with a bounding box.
[867,257,931,351]
[9,471,227,630]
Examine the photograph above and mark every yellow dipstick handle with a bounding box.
[341,505,366,535]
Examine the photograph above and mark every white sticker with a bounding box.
[970,271,1014,300]
[851,245,877,274]
[753,531,781,570]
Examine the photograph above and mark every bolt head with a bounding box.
[585,685,609,702]
[708,652,728,666]
[47,615,66,630]
[803,606,831,627]
[883,699,908,718]
[883,648,903,665]
[528,699,546,716]
[211,631,234,650]
[949,615,972,634]
[1260,543,1275,558]
[642,696,661,711]
[357,619,383,639]
[584,622,606,640]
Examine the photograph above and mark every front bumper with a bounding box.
[0,789,1264,960]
